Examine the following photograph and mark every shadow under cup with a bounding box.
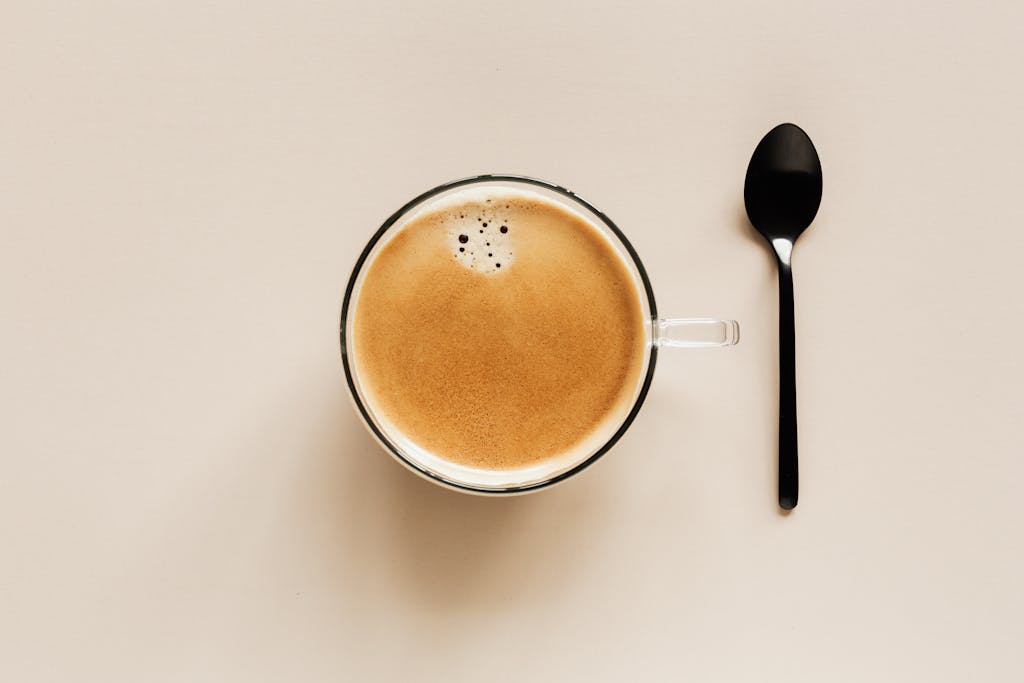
[341,175,732,495]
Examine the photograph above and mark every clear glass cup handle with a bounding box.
[655,318,740,348]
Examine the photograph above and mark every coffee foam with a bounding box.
[351,186,647,475]
[444,199,514,274]
[406,187,545,274]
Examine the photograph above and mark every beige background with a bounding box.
[2,1,1023,680]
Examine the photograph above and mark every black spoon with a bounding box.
[743,123,822,511]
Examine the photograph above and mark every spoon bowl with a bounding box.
[745,123,822,241]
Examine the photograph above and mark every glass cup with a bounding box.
[340,175,738,495]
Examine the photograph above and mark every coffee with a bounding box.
[351,187,647,471]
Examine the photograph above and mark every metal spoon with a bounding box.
[743,123,822,511]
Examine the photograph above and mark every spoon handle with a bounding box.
[777,258,799,510]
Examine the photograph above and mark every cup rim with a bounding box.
[340,174,660,494]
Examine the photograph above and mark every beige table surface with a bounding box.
[3,1,1023,680]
